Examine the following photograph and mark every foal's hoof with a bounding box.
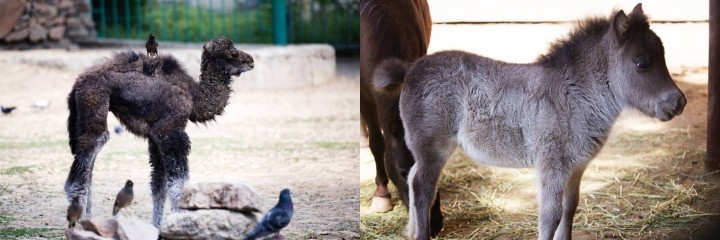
[430,211,444,237]
[370,197,393,213]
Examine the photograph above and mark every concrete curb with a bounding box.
[0,44,337,89]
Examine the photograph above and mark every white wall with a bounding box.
[428,0,708,22]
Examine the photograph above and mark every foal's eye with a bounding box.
[635,57,650,70]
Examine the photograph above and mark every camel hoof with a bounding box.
[370,197,393,213]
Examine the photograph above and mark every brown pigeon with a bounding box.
[146,34,158,57]
[112,180,134,216]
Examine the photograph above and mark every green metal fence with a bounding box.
[90,0,359,50]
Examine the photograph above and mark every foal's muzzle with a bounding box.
[654,91,686,121]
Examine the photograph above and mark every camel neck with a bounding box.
[190,61,232,123]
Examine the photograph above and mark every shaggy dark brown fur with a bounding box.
[65,37,254,227]
[360,0,444,236]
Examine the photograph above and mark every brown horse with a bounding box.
[376,4,686,240]
[360,0,443,235]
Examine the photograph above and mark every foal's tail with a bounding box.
[67,88,78,155]
[372,58,409,97]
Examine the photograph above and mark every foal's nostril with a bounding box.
[663,91,686,115]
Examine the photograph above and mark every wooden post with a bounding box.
[708,0,720,171]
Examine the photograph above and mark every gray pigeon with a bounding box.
[244,188,294,240]
[1,106,16,114]
[114,125,124,135]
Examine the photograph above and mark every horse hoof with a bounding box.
[370,197,393,213]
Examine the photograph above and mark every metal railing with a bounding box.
[90,0,358,50]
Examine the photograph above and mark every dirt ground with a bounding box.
[0,49,360,239]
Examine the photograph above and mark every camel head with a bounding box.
[202,37,254,77]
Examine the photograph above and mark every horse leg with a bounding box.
[64,88,109,220]
[406,139,454,240]
[149,139,167,227]
[555,165,587,240]
[537,157,570,240]
[362,107,392,212]
[150,119,190,217]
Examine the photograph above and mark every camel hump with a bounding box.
[108,51,185,77]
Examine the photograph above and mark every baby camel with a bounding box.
[65,37,254,226]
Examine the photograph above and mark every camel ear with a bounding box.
[611,9,629,43]
[203,41,216,52]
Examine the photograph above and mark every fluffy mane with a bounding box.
[536,8,650,67]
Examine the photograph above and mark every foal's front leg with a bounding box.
[554,165,587,240]
[536,158,570,240]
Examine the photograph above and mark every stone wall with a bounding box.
[0,0,95,46]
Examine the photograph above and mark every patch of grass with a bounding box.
[0,214,12,224]
[0,227,57,238]
[0,166,33,175]
[313,141,357,150]
[192,138,297,154]
[0,139,66,150]
[0,185,10,196]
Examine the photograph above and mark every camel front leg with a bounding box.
[149,139,168,227]
[153,129,190,212]
[149,116,191,225]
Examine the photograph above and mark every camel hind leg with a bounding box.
[65,86,110,220]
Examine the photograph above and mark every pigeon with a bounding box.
[67,194,83,228]
[1,106,16,115]
[112,180,134,216]
[114,125,124,135]
[244,188,294,240]
[32,100,51,110]
[146,34,158,57]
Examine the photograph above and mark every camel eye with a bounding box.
[231,52,239,58]
[635,57,650,70]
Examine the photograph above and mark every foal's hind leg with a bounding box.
[65,88,110,219]
[385,143,444,236]
[555,165,587,240]
[406,139,454,240]
[148,139,167,227]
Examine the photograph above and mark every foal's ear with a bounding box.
[611,9,629,42]
[630,3,644,16]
